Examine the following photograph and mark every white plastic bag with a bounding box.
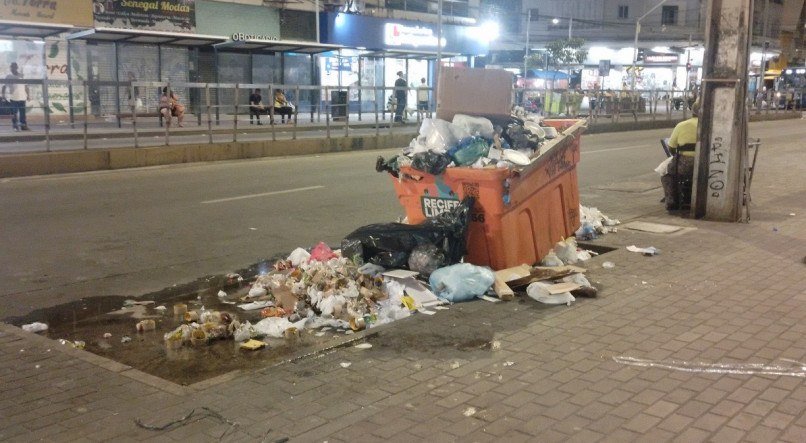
[655,157,672,176]
[429,263,495,302]
[21,322,48,333]
[554,237,579,264]
[287,247,311,266]
[540,250,564,267]
[526,281,575,306]
[452,114,494,139]
[425,119,458,153]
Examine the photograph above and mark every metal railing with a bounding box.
[0,78,435,153]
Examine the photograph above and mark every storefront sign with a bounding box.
[0,0,93,27]
[643,53,679,64]
[93,0,195,33]
[384,23,444,48]
[231,32,278,42]
[320,12,488,55]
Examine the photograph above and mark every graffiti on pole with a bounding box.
[707,135,729,199]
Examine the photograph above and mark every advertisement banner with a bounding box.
[0,0,93,27]
[93,0,195,33]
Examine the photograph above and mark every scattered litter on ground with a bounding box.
[502,361,515,367]
[463,407,477,417]
[103,332,112,338]
[354,343,373,350]
[490,341,502,351]
[135,320,156,332]
[613,356,806,378]
[238,300,273,311]
[58,339,85,349]
[602,262,615,269]
[21,322,48,333]
[123,300,155,307]
[340,362,352,368]
[239,339,266,351]
[575,205,620,240]
[789,213,796,216]
[120,336,132,343]
[626,245,661,256]
[217,290,227,298]
[479,295,502,303]
[154,305,167,312]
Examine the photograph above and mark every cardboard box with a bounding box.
[436,67,513,123]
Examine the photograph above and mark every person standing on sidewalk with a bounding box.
[394,71,407,123]
[416,77,430,119]
[2,63,30,131]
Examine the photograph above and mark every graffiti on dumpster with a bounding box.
[545,146,573,178]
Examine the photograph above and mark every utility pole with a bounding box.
[568,17,573,39]
[524,9,531,78]
[692,0,753,221]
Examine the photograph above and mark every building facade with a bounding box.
[485,0,802,92]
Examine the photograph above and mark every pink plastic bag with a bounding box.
[309,242,338,262]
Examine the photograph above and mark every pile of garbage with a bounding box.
[376,113,561,177]
[575,205,620,241]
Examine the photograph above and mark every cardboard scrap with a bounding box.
[495,264,533,282]
[507,265,586,289]
[545,282,582,295]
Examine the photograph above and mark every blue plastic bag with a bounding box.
[429,263,495,302]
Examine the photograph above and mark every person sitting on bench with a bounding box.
[660,100,699,210]
[273,89,293,124]
[159,87,185,128]
[249,88,264,125]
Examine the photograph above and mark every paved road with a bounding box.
[0,118,802,319]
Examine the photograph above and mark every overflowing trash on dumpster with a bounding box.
[376,113,561,178]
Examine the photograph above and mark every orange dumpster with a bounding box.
[390,119,584,270]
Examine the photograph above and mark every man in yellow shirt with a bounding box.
[661,101,699,210]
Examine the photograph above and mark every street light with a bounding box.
[631,0,671,90]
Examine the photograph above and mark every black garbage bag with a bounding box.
[410,151,452,175]
[503,123,540,151]
[376,155,402,178]
[408,243,446,277]
[342,197,475,268]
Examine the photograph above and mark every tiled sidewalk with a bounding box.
[2,130,805,441]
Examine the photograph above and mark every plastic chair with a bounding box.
[670,143,696,210]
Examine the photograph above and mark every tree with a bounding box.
[526,38,588,72]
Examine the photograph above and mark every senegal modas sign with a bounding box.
[93,0,196,33]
